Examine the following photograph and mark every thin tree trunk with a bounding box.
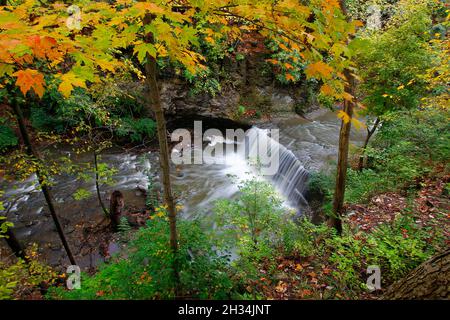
[383,249,450,299]
[3,228,27,261]
[142,13,179,294]
[2,198,27,261]
[94,150,109,217]
[11,98,76,266]
[358,117,380,171]
[329,1,358,234]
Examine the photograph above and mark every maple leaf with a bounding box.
[27,35,59,60]
[13,69,45,98]
[134,43,157,63]
[58,72,86,98]
[305,61,333,80]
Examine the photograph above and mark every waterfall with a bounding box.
[244,128,310,209]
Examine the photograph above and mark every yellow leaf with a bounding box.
[58,72,86,98]
[337,110,351,124]
[341,92,354,102]
[351,117,366,130]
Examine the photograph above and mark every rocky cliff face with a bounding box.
[140,54,320,128]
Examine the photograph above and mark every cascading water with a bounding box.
[243,128,310,209]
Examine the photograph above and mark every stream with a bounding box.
[0,110,366,269]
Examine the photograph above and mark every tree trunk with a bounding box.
[11,98,76,266]
[358,117,380,171]
[330,68,355,235]
[142,13,179,293]
[329,1,357,234]
[3,228,28,261]
[94,150,109,217]
[383,249,450,299]
[109,190,124,231]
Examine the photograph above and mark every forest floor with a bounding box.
[253,171,449,300]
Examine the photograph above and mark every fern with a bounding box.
[117,216,131,243]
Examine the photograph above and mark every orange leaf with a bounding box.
[279,43,289,51]
[13,69,45,98]
[305,61,333,80]
[284,62,294,70]
[285,73,296,82]
[320,84,334,96]
[295,264,303,271]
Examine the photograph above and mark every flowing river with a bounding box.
[0,110,365,268]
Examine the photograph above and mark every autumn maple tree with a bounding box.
[0,0,125,265]
[0,0,363,271]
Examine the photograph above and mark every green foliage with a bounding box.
[213,179,286,247]
[26,82,156,144]
[0,123,18,151]
[0,244,57,300]
[325,228,367,291]
[345,168,391,203]
[266,40,306,84]
[313,214,437,292]
[117,216,132,243]
[307,171,334,202]
[115,117,156,143]
[366,214,433,282]
[212,179,322,283]
[344,108,450,203]
[355,0,433,117]
[49,218,233,300]
[73,188,92,201]
[184,68,222,97]
[0,216,13,238]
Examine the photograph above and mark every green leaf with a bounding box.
[134,43,157,63]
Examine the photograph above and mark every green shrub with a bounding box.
[1,244,57,300]
[366,214,434,282]
[49,218,233,299]
[115,117,156,143]
[184,68,222,97]
[0,124,18,151]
